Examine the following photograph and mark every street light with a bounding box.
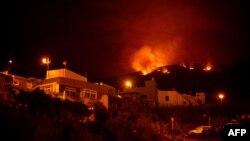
[63,61,67,68]
[63,61,67,77]
[8,59,13,73]
[42,57,50,78]
[124,80,132,88]
[218,93,224,104]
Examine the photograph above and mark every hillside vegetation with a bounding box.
[1,89,250,141]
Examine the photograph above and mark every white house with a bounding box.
[158,90,205,107]
[1,69,117,110]
[121,79,206,107]
[0,71,41,93]
[39,68,117,109]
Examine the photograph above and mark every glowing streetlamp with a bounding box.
[218,93,224,104]
[63,61,67,69]
[8,59,13,73]
[124,80,132,88]
[63,61,67,77]
[42,58,50,68]
[42,57,50,78]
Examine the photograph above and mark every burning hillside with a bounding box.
[130,38,182,75]
[130,46,163,75]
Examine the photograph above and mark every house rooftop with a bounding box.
[46,68,87,82]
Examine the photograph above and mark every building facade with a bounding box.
[39,69,117,109]
[158,90,205,107]
[1,69,117,110]
[121,79,205,107]
[0,73,13,101]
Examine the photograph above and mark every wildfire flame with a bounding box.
[131,48,167,74]
[130,38,182,75]
[203,62,212,71]
[130,45,165,75]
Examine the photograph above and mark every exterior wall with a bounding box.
[0,72,41,92]
[80,88,98,106]
[39,82,60,94]
[46,69,87,82]
[79,83,116,110]
[195,92,205,104]
[1,69,116,110]
[1,72,43,95]
[0,74,13,101]
[122,79,158,106]
[40,75,116,110]
[0,77,7,100]
[62,86,81,100]
[12,75,32,91]
[99,95,109,109]
[158,90,205,107]
[158,91,182,106]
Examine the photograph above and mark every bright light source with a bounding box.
[42,57,51,79]
[141,71,147,75]
[117,95,122,98]
[204,62,212,71]
[180,63,187,68]
[9,60,13,64]
[218,94,224,99]
[63,61,67,68]
[218,93,224,103]
[162,68,170,74]
[125,80,132,88]
[42,58,47,64]
[42,58,50,64]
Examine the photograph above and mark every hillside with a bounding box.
[100,60,250,103]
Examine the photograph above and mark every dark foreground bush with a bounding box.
[0,90,171,141]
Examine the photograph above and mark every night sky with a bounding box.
[3,0,250,80]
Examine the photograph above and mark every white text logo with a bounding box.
[228,129,246,136]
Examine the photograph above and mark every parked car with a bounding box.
[189,125,212,134]
[185,125,219,139]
